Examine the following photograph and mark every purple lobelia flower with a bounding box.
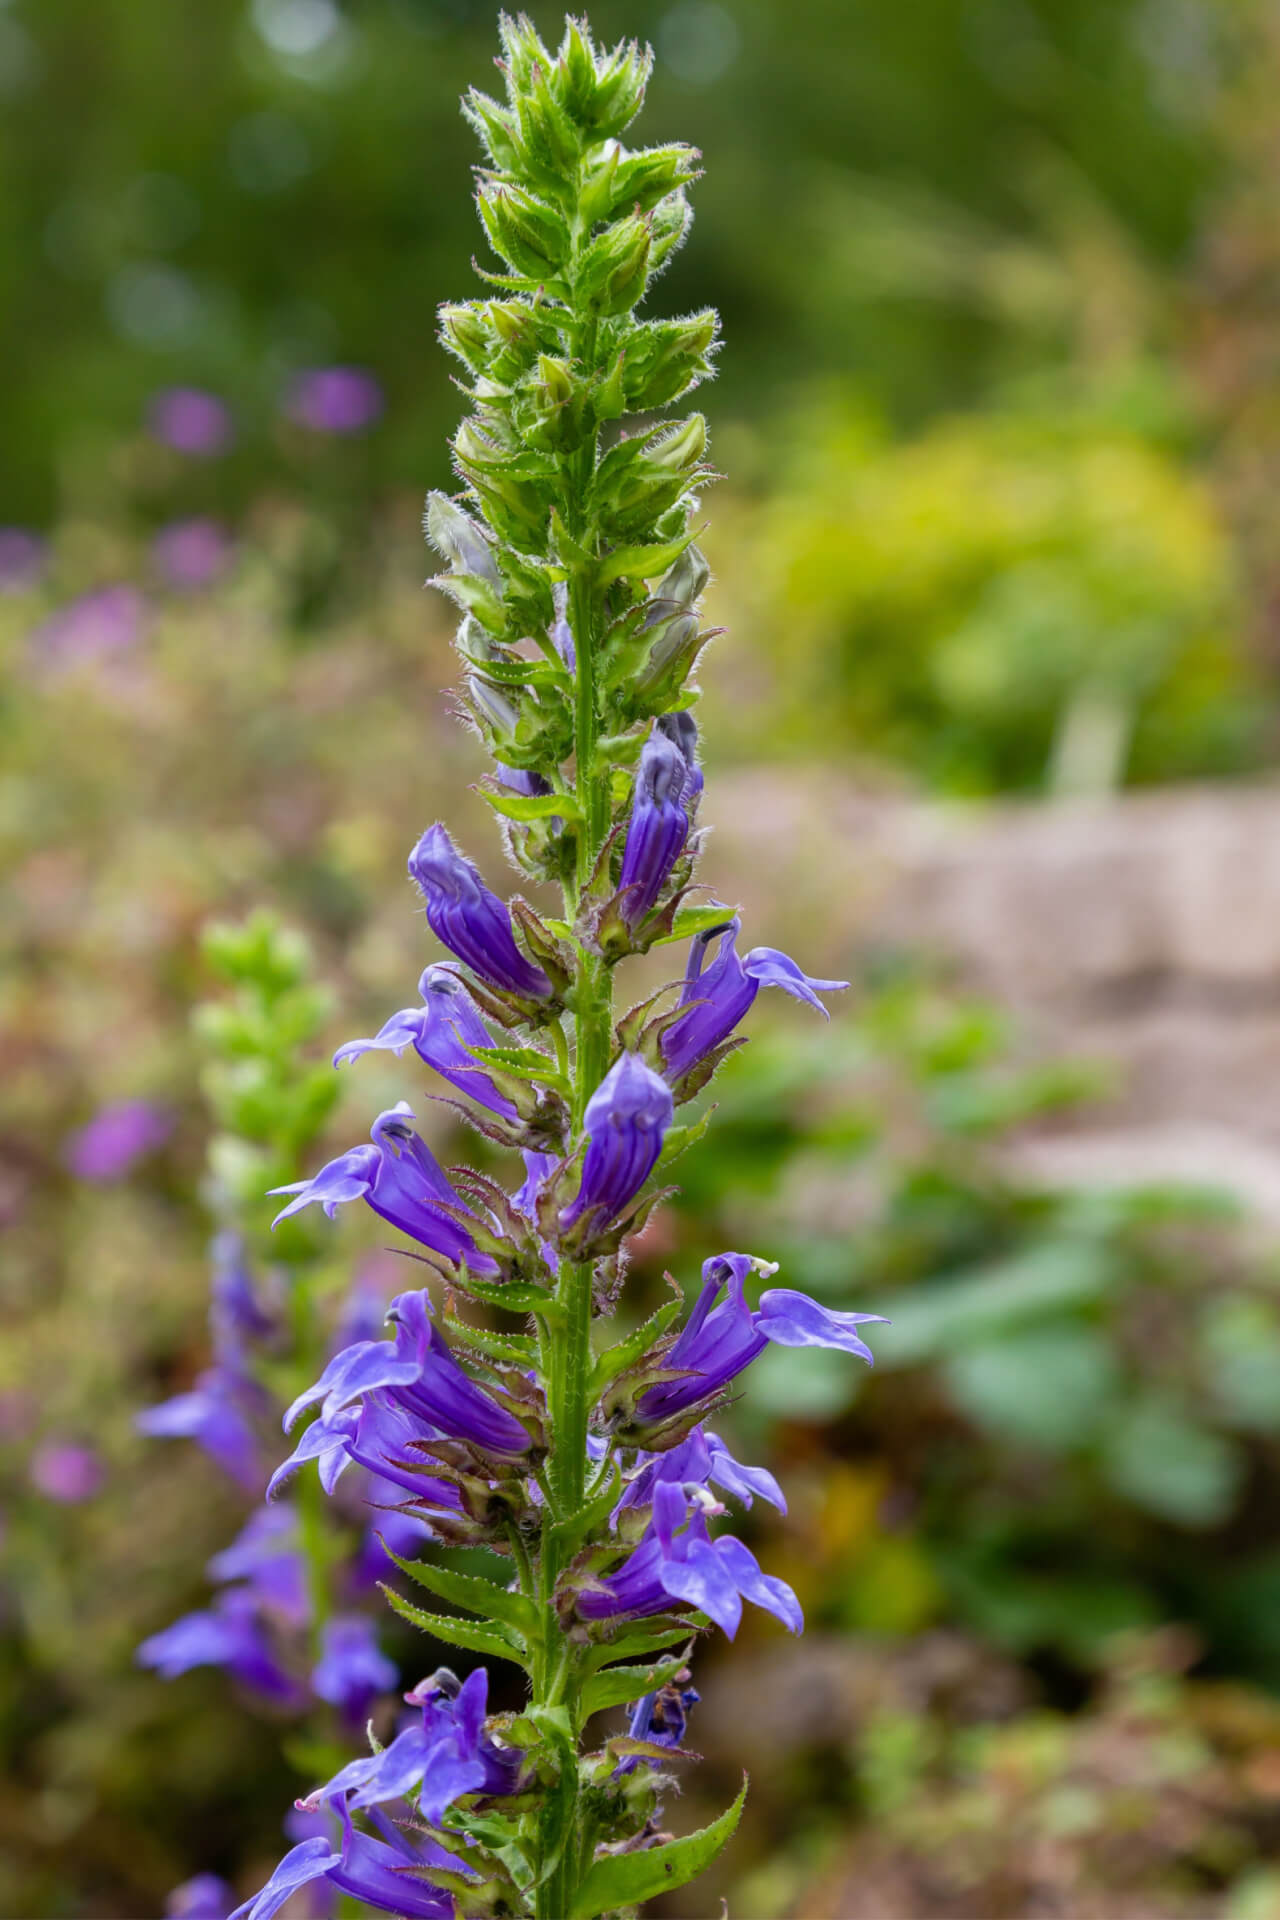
[426,493,500,586]
[622,1424,787,1515]
[271,1393,466,1526]
[549,579,576,671]
[297,1665,521,1823]
[209,1231,276,1354]
[496,763,554,798]
[579,1479,802,1640]
[560,1052,673,1237]
[282,1288,532,1463]
[656,710,703,801]
[149,387,234,457]
[409,825,552,1001]
[29,1441,103,1503]
[636,1252,883,1424]
[615,1677,700,1775]
[286,366,384,436]
[660,918,848,1086]
[136,1360,267,1491]
[311,1615,398,1721]
[207,1506,308,1626]
[153,516,233,591]
[0,528,47,594]
[166,1873,236,1920]
[333,967,517,1119]
[229,1801,457,1920]
[64,1098,171,1181]
[617,727,692,927]
[513,1148,558,1222]
[269,1103,500,1275]
[137,1588,303,1704]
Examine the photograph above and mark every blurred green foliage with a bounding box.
[0,0,1224,526]
[711,385,1266,792]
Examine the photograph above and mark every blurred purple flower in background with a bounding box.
[65,1098,172,1181]
[136,1360,268,1492]
[286,366,384,436]
[148,386,234,457]
[310,1615,398,1722]
[153,517,233,592]
[165,1874,236,1920]
[34,587,148,672]
[136,1589,304,1705]
[0,528,47,594]
[29,1441,104,1504]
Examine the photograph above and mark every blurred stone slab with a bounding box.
[709,773,1280,1200]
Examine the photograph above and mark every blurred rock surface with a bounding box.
[712,774,1280,1220]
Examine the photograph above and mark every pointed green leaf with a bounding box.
[597,526,698,586]
[460,651,565,687]
[550,1460,623,1558]
[650,904,741,947]
[581,1647,692,1718]
[381,1544,540,1638]
[418,1866,505,1904]
[430,570,509,635]
[581,1617,707,1674]
[468,1043,567,1086]
[462,1274,563,1320]
[569,1778,748,1919]
[479,788,583,825]
[379,1585,528,1667]
[655,1107,714,1170]
[453,1809,534,1890]
[443,1314,539,1369]
[589,1298,683,1400]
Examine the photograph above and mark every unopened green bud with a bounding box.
[658,541,710,608]
[536,355,574,407]
[469,673,523,740]
[462,88,521,173]
[606,144,702,219]
[648,413,707,474]
[623,311,719,410]
[515,352,586,452]
[586,40,651,136]
[479,181,569,281]
[498,12,551,95]
[426,491,501,585]
[455,420,553,548]
[637,608,699,688]
[516,64,581,180]
[578,213,651,316]
[649,190,693,274]
[558,19,598,116]
[438,302,490,372]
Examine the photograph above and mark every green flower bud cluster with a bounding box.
[428,10,720,870]
[194,908,339,1233]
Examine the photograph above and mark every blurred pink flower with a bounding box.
[33,585,147,668]
[30,1441,104,1504]
[153,516,232,591]
[148,386,234,457]
[0,527,47,593]
[286,365,384,435]
[65,1098,172,1181]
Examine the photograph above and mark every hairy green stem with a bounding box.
[532,174,613,1920]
